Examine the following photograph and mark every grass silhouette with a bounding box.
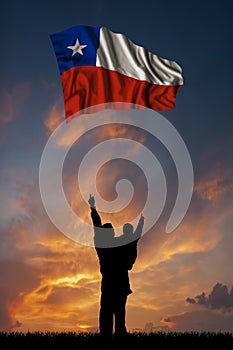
[0,331,232,346]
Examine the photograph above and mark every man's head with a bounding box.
[123,223,134,236]
[102,222,115,239]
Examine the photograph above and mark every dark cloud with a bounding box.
[186,297,195,304]
[195,292,209,306]
[187,283,233,310]
[162,310,233,333]
[11,320,23,330]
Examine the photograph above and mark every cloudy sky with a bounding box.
[0,0,233,333]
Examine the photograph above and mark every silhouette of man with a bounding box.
[88,194,144,336]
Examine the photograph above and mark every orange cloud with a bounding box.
[0,173,102,332]
[194,169,233,204]
[133,207,223,276]
[8,225,101,332]
[44,106,147,148]
[44,99,64,134]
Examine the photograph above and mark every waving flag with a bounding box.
[50,25,183,120]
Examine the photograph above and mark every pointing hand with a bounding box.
[88,194,96,208]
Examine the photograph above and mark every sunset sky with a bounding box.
[1,0,233,333]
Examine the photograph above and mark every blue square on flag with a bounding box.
[50,26,100,73]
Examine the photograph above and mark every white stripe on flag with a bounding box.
[96,26,183,86]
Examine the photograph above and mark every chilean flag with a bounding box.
[50,25,184,120]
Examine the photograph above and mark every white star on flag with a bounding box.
[67,37,87,56]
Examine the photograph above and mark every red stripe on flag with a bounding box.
[61,66,182,120]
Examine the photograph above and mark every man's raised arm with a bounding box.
[134,214,144,240]
[88,194,102,228]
